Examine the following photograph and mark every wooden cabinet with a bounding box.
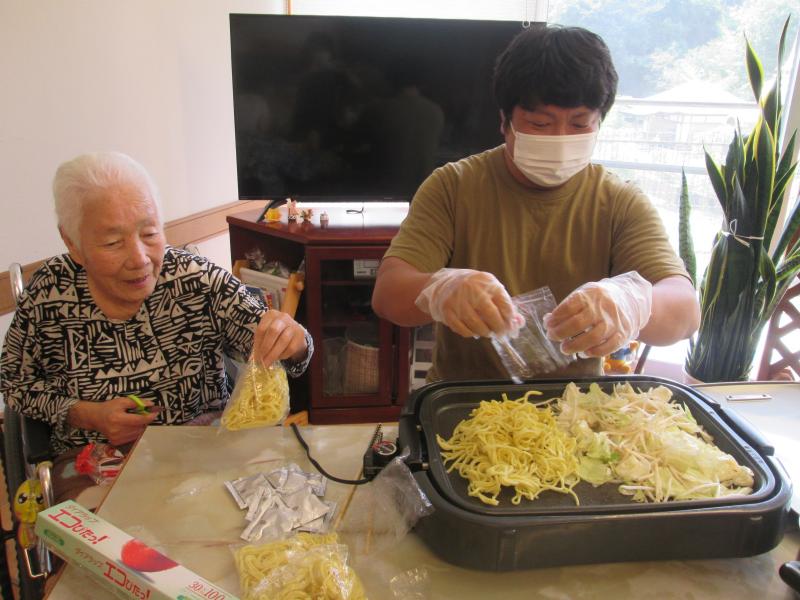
[226,206,411,424]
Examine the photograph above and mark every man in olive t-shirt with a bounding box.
[371,24,699,382]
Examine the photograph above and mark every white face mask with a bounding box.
[510,124,598,187]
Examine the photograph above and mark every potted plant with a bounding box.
[683,17,800,382]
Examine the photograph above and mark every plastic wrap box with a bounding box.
[36,500,239,600]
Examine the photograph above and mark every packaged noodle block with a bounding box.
[233,533,365,600]
[35,500,239,600]
[221,359,290,430]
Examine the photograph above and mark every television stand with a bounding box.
[227,204,411,424]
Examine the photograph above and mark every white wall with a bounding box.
[195,233,233,273]
[0,0,287,346]
[0,0,286,268]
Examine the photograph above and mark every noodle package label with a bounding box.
[36,500,240,600]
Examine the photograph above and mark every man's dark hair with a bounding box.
[493,24,618,124]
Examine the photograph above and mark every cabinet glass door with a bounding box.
[306,247,394,408]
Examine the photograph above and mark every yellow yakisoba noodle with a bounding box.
[437,390,580,506]
[222,361,289,430]
[233,533,366,600]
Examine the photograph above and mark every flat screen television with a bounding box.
[230,14,523,202]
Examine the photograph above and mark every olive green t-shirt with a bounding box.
[384,145,689,381]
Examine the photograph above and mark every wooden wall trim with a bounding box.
[0,200,264,316]
[164,200,263,247]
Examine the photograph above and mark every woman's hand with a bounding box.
[252,310,309,366]
[68,397,159,446]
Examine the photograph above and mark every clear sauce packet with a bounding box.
[492,286,576,382]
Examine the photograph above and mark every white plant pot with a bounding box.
[681,366,704,386]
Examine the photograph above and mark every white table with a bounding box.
[693,382,800,515]
[46,388,799,599]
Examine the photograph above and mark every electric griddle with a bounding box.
[398,376,793,571]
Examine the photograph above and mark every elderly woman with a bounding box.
[0,152,312,498]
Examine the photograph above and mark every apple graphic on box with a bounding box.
[120,539,178,572]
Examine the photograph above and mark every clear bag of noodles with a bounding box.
[221,357,290,430]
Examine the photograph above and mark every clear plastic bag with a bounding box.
[338,456,434,556]
[251,544,366,600]
[232,534,365,600]
[389,567,430,599]
[74,442,125,485]
[491,286,575,382]
[221,357,290,430]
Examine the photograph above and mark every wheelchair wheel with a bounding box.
[2,407,45,600]
[1,429,16,600]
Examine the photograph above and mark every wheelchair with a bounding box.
[0,252,249,599]
[0,248,302,598]
[2,263,53,599]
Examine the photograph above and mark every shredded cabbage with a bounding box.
[556,382,755,502]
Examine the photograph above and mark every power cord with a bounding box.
[290,423,373,485]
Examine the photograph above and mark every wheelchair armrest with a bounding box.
[21,415,53,465]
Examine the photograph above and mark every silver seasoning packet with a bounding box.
[297,500,337,534]
[268,463,327,496]
[241,503,295,543]
[295,492,331,527]
[230,464,334,542]
[245,485,280,522]
[224,473,267,510]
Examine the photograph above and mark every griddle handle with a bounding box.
[713,404,775,456]
[779,561,800,593]
[398,417,424,468]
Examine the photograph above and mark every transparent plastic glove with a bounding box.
[544,271,653,357]
[415,268,521,338]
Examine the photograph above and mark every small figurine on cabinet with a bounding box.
[287,198,298,222]
[265,207,282,222]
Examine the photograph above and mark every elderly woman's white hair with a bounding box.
[53,152,163,246]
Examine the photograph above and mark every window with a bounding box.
[547,1,800,371]
[549,1,800,270]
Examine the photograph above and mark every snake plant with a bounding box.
[679,169,697,287]
[685,16,800,382]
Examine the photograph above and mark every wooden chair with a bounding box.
[757,275,800,380]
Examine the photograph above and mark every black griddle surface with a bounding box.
[418,378,775,517]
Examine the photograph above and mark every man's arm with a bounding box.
[545,272,698,357]
[372,257,434,327]
[638,275,699,345]
[373,257,519,337]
